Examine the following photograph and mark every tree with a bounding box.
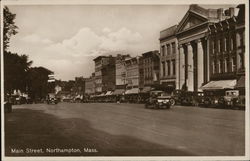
[3,6,18,51]
[26,67,53,100]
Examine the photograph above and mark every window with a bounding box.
[220,59,224,73]
[167,44,171,55]
[232,57,236,72]
[218,39,220,53]
[162,62,165,76]
[231,37,234,50]
[171,42,176,54]
[220,38,223,52]
[167,61,171,75]
[218,60,221,73]
[214,60,217,74]
[212,61,215,74]
[211,40,215,54]
[172,59,176,75]
[224,59,227,73]
[161,45,165,56]
[227,58,231,72]
[224,37,227,51]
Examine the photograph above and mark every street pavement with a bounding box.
[4,102,245,156]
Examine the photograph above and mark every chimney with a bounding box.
[217,8,224,20]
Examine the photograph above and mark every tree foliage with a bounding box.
[26,67,53,100]
[3,6,18,51]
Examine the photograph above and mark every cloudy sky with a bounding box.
[7,4,237,81]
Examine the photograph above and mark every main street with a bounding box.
[5,102,245,156]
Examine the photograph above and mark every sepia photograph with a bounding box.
[1,0,249,160]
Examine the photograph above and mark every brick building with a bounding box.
[139,50,160,92]
[93,55,116,94]
[202,4,245,91]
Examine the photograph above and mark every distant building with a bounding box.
[93,55,116,94]
[85,73,95,95]
[139,50,160,92]
[124,56,140,94]
[114,54,131,95]
[159,25,178,89]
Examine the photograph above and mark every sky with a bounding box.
[7,4,238,81]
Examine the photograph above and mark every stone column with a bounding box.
[187,43,194,91]
[197,40,204,91]
[179,45,185,89]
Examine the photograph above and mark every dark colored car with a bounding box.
[145,90,172,109]
[47,93,58,104]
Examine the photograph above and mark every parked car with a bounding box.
[145,90,172,109]
[224,90,239,108]
[47,93,58,104]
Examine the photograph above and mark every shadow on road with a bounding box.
[4,108,194,156]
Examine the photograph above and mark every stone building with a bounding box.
[113,54,131,95]
[139,50,160,92]
[159,25,178,89]
[124,56,140,94]
[93,55,116,94]
[175,4,231,92]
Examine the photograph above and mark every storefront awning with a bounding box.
[140,86,151,93]
[113,89,125,95]
[125,88,139,94]
[235,76,245,88]
[201,80,237,90]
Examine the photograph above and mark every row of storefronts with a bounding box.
[64,4,245,104]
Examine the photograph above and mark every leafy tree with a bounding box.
[26,67,53,100]
[3,6,18,51]
[4,51,33,94]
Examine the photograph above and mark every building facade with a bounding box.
[124,56,140,94]
[203,4,245,91]
[115,54,131,88]
[85,73,95,95]
[139,50,160,91]
[159,25,178,89]
[93,55,116,94]
[175,5,231,92]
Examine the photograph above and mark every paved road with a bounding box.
[5,102,245,156]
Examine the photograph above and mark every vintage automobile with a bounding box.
[223,90,240,108]
[145,90,172,109]
[47,93,58,104]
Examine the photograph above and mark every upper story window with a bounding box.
[161,45,165,56]
[167,44,171,55]
[162,61,165,76]
[167,60,171,76]
[220,38,223,53]
[172,59,176,75]
[171,42,176,54]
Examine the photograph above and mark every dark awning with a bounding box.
[235,76,245,88]
[201,80,237,90]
